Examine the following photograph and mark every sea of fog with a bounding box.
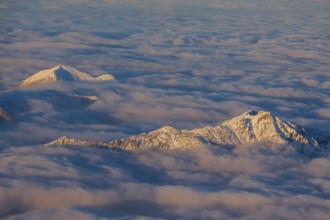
[0,0,329,219]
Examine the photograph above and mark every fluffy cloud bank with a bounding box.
[0,145,329,219]
[0,0,329,219]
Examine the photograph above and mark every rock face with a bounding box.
[0,107,15,123]
[20,65,114,87]
[45,111,330,152]
[192,111,322,147]
[109,126,206,150]
[45,136,108,147]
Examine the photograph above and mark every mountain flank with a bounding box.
[45,111,330,152]
[21,65,114,87]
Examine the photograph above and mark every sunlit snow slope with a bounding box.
[46,110,330,152]
[20,65,114,87]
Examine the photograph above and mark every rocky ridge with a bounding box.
[45,111,330,152]
[0,107,15,123]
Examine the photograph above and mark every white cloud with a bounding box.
[1,146,329,219]
[0,0,329,219]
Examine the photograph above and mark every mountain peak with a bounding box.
[45,111,330,152]
[20,65,115,87]
[154,125,178,133]
[236,110,272,118]
[246,110,259,116]
[221,110,290,145]
[51,65,80,73]
[55,64,65,68]
[52,64,64,70]
[51,65,71,73]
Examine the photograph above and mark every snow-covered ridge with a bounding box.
[20,65,114,87]
[45,136,108,148]
[45,110,330,152]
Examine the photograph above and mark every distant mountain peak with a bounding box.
[45,111,330,152]
[20,65,115,87]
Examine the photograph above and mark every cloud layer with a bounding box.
[0,0,329,219]
[0,0,329,140]
[1,145,330,219]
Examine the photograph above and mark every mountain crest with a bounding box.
[45,110,330,152]
[221,110,283,144]
[45,136,108,147]
[221,110,320,148]
[20,65,115,87]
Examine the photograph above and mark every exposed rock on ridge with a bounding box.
[0,107,15,123]
[45,136,108,147]
[109,126,206,150]
[45,111,330,152]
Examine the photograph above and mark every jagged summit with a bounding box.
[45,110,330,152]
[216,110,320,147]
[20,65,115,87]
[220,110,283,144]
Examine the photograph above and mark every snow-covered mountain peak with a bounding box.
[220,110,277,129]
[224,110,273,122]
[50,65,94,79]
[153,125,178,133]
[54,64,68,69]
[20,65,115,87]
[45,111,330,152]
[220,110,299,145]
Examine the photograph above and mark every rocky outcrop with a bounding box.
[0,107,15,123]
